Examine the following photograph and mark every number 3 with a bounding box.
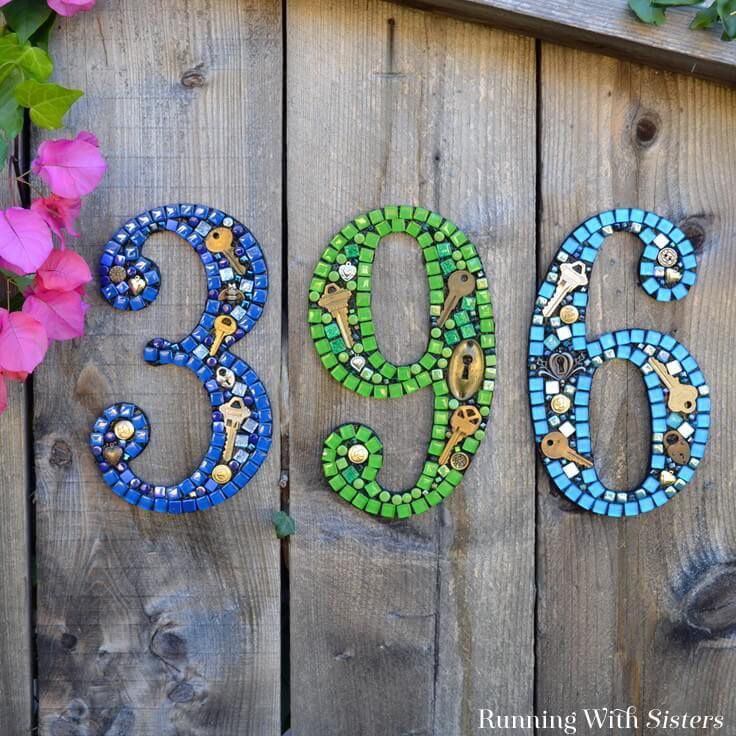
[310,206,495,519]
[529,209,711,516]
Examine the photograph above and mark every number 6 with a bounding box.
[528,208,711,516]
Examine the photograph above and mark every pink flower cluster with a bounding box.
[0,131,106,412]
[0,0,95,18]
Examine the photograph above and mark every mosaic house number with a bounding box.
[528,209,711,517]
[309,206,496,520]
[89,204,272,513]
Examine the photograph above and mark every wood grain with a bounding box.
[537,44,736,730]
[287,2,535,734]
[395,0,736,86]
[33,3,282,735]
[0,287,32,731]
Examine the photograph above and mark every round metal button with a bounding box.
[657,247,678,267]
[449,452,470,471]
[212,464,233,483]
[550,394,571,414]
[113,419,135,441]
[348,444,368,464]
[559,305,579,324]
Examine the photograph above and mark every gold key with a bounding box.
[437,270,476,328]
[209,314,237,356]
[206,227,246,275]
[318,283,353,348]
[439,405,482,466]
[539,431,593,468]
[542,261,588,319]
[648,358,698,414]
[220,396,251,461]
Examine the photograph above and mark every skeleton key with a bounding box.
[318,283,353,348]
[648,358,698,414]
[439,405,482,465]
[542,261,588,319]
[206,227,246,275]
[437,270,476,327]
[220,396,251,461]
[539,431,593,468]
[210,314,237,356]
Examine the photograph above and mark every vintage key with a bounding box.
[209,314,237,356]
[539,431,594,468]
[220,396,251,461]
[648,358,698,414]
[318,283,353,348]
[438,405,482,465]
[206,227,246,275]
[541,261,588,319]
[437,270,476,328]
[664,429,690,465]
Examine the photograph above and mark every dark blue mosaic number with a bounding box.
[90,204,272,513]
[529,208,711,517]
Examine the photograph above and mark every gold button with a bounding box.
[550,394,571,414]
[212,464,232,483]
[348,444,368,464]
[113,420,135,441]
[449,452,470,471]
[559,305,579,324]
[657,247,678,267]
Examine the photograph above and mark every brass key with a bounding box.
[539,431,593,468]
[542,261,588,319]
[206,227,246,275]
[209,314,237,356]
[220,396,251,461]
[648,358,698,414]
[437,270,476,328]
[318,283,353,348]
[438,405,482,465]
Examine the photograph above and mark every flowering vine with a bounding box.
[0,0,103,413]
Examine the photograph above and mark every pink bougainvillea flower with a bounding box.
[22,287,89,341]
[31,195,81,247]
[0,207,53,275]
[47,0,96,16]
[0,308,48,374]
[0,0,12,6]
[34,248,91,293]
[32,131,107,199]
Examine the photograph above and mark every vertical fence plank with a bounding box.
[0,268,32,731]
[34,2,282,734]
[538,46,736,726]
[287,2,535,733]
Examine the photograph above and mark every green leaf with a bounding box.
[31,11,56,52]
[651,0,702,6]
[2,0,53,43]
[629,0,667,24]
[0,67,24,159]
[271,511,296,539]
[15,79,82,129]
[717,0,736,38]
[0,268,34,293]
[691,2,720,28]
[0,32,52,82]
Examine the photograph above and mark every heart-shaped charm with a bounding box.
[338,263,357,282]
[350,355,365,371]
[103,445,123,465]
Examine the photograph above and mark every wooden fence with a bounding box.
[0,1,735,734]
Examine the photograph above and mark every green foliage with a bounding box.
[15,79,83,129]
[0,3,84,159]
[629,0,736,39]
[0,267,34,295]
[271,511,296,539]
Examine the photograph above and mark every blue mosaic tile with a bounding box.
[528,209,711,517]
[90,205,272,513]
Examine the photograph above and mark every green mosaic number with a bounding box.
[309,206,496,519]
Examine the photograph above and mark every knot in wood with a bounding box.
[50,440,73,468]
[181,65,206,88]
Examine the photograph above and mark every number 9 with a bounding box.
[528,208,711,516]
[309,206,495,519]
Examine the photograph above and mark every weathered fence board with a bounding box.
[537,44,736,729]
[287,1,535,734]
[33,3,282,735]
[0,180,32,733]
[396,0,736,86]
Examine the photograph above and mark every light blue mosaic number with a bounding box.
[528,209,710,517]
[89,204,272,513]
